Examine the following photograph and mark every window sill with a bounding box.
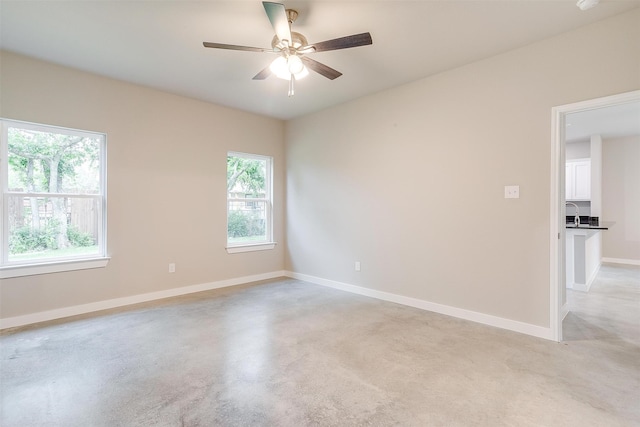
[226,242,277,254]
[0,257,111,279]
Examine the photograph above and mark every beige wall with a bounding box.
[285,10,640,328]
[0,51,286,319]
[602,135,640,262]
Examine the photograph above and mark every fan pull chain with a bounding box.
[288,74,295,97]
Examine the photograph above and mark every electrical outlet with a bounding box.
[355,261,361,272]
[504,185,520,199]
[169,263,176,273]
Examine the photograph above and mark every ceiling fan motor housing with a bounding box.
[272,31,308,50]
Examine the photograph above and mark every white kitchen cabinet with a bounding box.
[566,159,591,201]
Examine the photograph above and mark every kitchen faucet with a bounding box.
[566,202,580,226]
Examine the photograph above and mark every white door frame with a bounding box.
[549,90,640,342]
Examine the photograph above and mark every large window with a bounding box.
[226,152,274,253]
[0,119,107,277]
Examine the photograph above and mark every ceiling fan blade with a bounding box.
[311,32,373,52]
[253,65,272,80]
[262,2,292,46]
[203,42,270,53]
[301,57,342,80]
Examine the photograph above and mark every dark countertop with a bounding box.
[565,222,612,230]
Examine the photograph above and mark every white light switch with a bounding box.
[355,261,361,272]
[504,185,520,199]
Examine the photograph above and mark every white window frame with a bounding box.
[226,151,275,253]
[0,119,109,278]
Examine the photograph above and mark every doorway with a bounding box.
[550,90,640,342]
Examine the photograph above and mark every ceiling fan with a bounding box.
[203,1,373,96]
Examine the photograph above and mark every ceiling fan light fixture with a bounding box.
[576,0,599,10]
[287,55,304,74]
[269,56,309,80]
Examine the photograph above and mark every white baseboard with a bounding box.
[0,270,286,330]
[602,257,640,266]
[572,282,590,292]
[285,271,554,341]
[560,303,569,321]
[3,269,557,341]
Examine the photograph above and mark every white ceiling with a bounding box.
[566,101,640,142]
[1,0,639,120]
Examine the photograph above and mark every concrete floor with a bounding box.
[1,265,638,426]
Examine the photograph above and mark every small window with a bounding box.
[226,152,274,252]
[0,119,108,276]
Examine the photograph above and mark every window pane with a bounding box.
[228,200,267,244]
[7,195,100,262]
[227,155,266,196]
[7,127,101,194]
[226,152,271,248]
